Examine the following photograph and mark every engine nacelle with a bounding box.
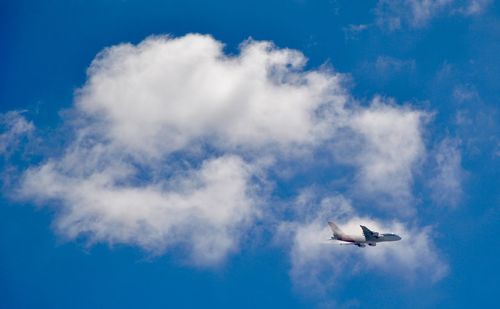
[368,243,376,246]
[372,232,379,238]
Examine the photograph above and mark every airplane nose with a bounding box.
[396,235,402,241]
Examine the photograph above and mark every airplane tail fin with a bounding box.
[328,221,345,239]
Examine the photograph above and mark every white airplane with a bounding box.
[328,221,401,247]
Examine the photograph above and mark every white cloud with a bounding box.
[429,138,465,207]
[75,35,429,206]
[332,98,428,210]
[280,196,448,294]
[21,154,258,265]
[350,101,425,197]
[18,34,432,266]
[77,34,348,158]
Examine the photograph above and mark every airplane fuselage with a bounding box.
[332,233,401,247]
[328,222,401,247]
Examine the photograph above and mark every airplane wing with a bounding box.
[360,225,379,241]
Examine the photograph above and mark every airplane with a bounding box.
[328,221,401,247]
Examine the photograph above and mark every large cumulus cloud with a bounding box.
[18,34,439,272]
[76,34,347,157]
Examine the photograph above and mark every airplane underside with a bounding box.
[355,242,376,247]
[339,241,377,247]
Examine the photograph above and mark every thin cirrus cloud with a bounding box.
[375,0,491,30]
[17,34,436,269]
[0,111,34,157]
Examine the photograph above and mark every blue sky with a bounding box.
[1,0,499,308]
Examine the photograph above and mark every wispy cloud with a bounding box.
[374,56,416,75]
[429,138,465,207]
[453,0,492,16]
[375,0,491,30]
[0,111,34,157]
[343,24,370,40]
